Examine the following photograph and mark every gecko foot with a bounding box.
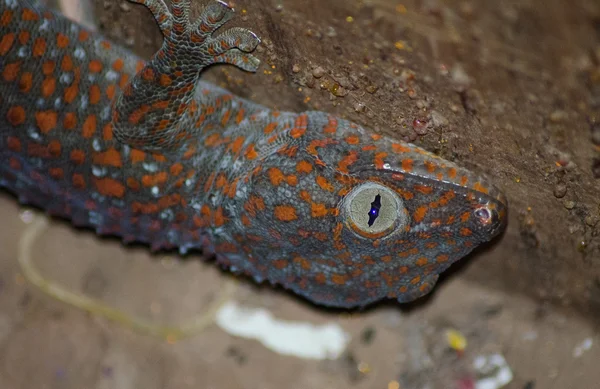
[129,0,260,72]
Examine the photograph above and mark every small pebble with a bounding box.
[549,110,568,122]
[412,119,428,135]
[366,85,378,94]
[312,66,325,78]
[430,110,449,127]
[553,182,567,198]
[292,64,301,73]
[563,200,576,210]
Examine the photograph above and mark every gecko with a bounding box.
[0,0,507,308]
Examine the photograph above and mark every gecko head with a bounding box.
[235,119,507,308]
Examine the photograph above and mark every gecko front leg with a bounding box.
[111,0,260,152]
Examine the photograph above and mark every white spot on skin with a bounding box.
[100,106,111,121]
[80,94,88,111]
[105,70,119,82]
[17,47,28,58]
[39,19,50,32]
[151,186,160,196]
[54,98,63,109]
[92,139,102,151]
[74,47,86,60]
[60,73,73,85]
[216,302,350,360]
[91,166,107,177]
[27,127,41,140]
[143,162,158,172]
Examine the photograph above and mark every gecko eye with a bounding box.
[474,206,493,225]
[344,182,407,238]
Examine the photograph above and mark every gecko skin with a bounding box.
[0,0,507,308]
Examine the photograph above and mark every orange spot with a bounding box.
[126,177,140,191]
[268,167,285,186]
[229,136,245,154]
[0,33,15,56]
[60,55,73,71]
[415,257,428,266]
[447,167,457,179]
[170,163,183,176]
[72,173,85,188]
[374,151,387,168]
[331,274,348,285]
[413,206,428,223]
[78,30,89,41]
[159,74,172,86]
[35,110,57,133]
[7,106,26,126]
[460,227,472,236]
[460,176,469,186]
[6,136,21,152]
[17,31,29,44]
[112,58,124,71]
[263,122,277,134]
[88,60,103,73]
[47,140,61,157]
[41,77,56,97]
[0,10,13,26]
[141,172,168,187]
[21,8,39,21]
[274,205,297,221]
[94,177,125,198]
[272,259,288,270]
[48,167,64,179]
[346,135,360,144]
[460,211,470,222]
[402,159,413,172]
[244,145,258,160]
[18,72,32,92]
[42,61,55,75]
[424,161,437,172]
[70,149,85,165]
[296,160,313,174]
[89,84,101,104]
[56,33,69,48]
[105,84,116,100]
[311,203,328,218]
[410,275,421,285]
[213,207,228,227]
[2,62,20,82]
[414,184,433,194]
[337,151,358,173]
[437,254,449,263]
[93,147,122,167]
[472,182,489,194]
[316,176,334,192]
[82,115,96,138]
[8,157,20,170]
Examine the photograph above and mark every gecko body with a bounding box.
[0,0,507,307]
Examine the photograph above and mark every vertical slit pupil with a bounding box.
[367,194,381,227]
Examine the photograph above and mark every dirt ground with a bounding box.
[1,0,600,388]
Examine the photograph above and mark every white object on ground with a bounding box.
[573,337,593,358]
[473,353,513,389]
[215,301,350,360]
